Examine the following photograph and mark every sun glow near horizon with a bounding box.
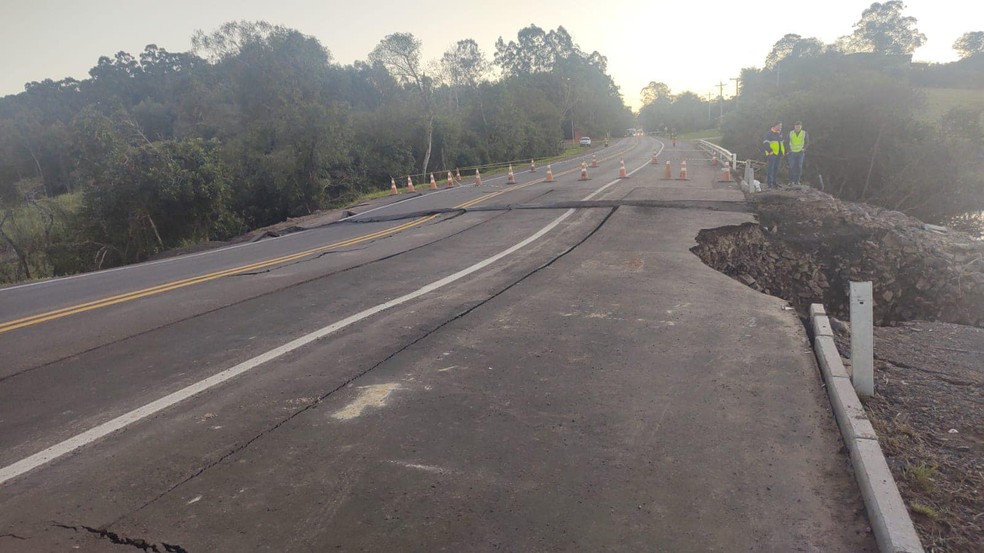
[0,0,976,111]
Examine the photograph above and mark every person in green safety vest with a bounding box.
[762,121,785,189]
[787,121,808,185]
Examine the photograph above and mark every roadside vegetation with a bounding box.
[678,5,984,550]
[638,2,984,233]
[0,23,632,284]
[677,129,722,141]
[2,2,982,287]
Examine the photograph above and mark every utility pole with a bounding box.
[716,81,726,128]
[706,91,713,122]
[730,76,740,108]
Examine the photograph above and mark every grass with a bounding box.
[544,144,588,163]
[916,88,984,125]
[678,129,723,142]
[910,502,940,520]
[907,462,939,493]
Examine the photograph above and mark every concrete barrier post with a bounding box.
[850,282,874,397]
[743,162,755,193]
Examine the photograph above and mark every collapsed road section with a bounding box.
[692,187,983,552]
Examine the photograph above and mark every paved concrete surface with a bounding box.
[0,139,875,551]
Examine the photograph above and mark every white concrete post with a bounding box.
[850,282,874,397]
[743,162,755,193]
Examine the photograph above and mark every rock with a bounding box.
[696,188,984,327]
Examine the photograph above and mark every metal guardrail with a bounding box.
[694,139,737,172]
[694,139,769,193]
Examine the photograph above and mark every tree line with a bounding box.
[638,1,984,227]
[0,23,632,283]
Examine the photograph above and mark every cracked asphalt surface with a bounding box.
[0,137,876,551]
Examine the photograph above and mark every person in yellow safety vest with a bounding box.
[787,121,808,185]
[763,121,785,189]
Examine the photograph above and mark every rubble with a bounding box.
[692,188,984,328]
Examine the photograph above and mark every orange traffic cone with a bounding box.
[579,161,590,181]
[711,154,718,167]
[679,160,688,180]
[545,165,554,182]
[530,159,537,173]
[507,164,516,184]
[618,158,628,179]
[663,160,672,179]
[475,168,482,186]
[445,171,453,188]
[718,164,732,182]
[591,154,599,168]
[390,178,399,195]
[651,151,658,165]
[455,168,462,183]
[408,176,416,193]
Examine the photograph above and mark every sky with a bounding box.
[1,0,978,110]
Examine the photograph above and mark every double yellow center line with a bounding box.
[0,217,435,334]
[0,145,636,334]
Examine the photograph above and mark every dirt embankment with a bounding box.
[691,188,983,552]
[692,188,984,327]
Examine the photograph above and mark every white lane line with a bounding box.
[0,140,635,294]
[0,151,655,486]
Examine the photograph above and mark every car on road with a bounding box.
[579,136,591,146]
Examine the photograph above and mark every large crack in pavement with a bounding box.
[52,523,188,552]
[108,205,620,530]
[341,198,749,224]
[228,186,560,277]
[0,208,508,386]
[229,210,471,276]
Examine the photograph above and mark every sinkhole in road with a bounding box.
[689,189,984,328]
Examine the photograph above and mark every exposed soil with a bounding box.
[837,319,984,553]
[692,187,984,552]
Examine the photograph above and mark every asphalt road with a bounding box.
[0,137,876,551]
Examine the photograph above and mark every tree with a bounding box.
[640,82,671,105]
[440,39,490,110]
[843,1,926,55]
[369,33,435,175]
[191,20,283,62]
[493,25,586,77]
[441,39,490,88]
[720,53,984,223]
[765,34,826,69]
[79,138,236,266]
[953,31,984,59]
[0,20,640,283]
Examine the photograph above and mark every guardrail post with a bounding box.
[743,162,756,193]
[850,281,874,397]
